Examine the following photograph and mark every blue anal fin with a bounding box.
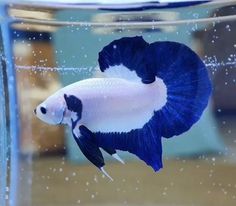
[96,124,163,171]
[102,147,116,155]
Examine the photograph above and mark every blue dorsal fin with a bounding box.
[98,36,155,84]
[145,41,211,138]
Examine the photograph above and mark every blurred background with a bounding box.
[1,1,236,206]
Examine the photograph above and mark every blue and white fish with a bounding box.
[34,36,211,180]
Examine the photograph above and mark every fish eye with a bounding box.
[40,107,47,114]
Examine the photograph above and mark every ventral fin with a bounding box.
[72,125,115,180]
[112,153,125,164]
[100,167,113,181]
[72,125,105,169]
[102,147,125,164]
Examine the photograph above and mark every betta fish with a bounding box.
[34,36,211,180]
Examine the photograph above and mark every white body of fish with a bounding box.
[60,77,167,133]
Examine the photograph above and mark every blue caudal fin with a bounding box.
[98,36,211,139]
[145,41,211,138]
[96,36,211,171]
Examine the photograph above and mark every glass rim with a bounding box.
[2,0,235,10]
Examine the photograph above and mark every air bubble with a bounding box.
[179,168,184,172]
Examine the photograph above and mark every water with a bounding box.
[1,1,236,206]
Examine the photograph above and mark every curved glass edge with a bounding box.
[0,5,20,206]
[0,34,8,206]
[0,0,212,10]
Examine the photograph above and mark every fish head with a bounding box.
[34,93,66,125]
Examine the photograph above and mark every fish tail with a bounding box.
[146,41,212,138]
[97,36,211,170]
